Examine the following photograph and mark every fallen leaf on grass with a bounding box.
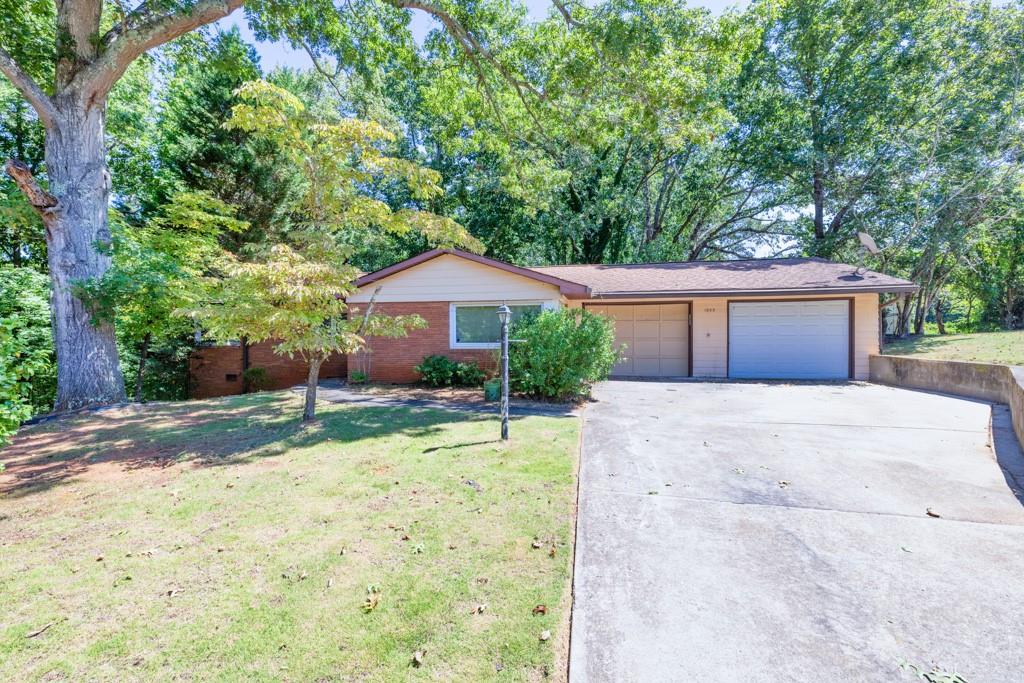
[471,604,486,615]
[548,546,556,558]
[532,605,547,616]
[362,594,380,612]
[362,584,382,612]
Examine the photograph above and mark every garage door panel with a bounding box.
[729,301,849,380]
[634,339,661,356]
[660,358,688,375]
[659,322,685,340]
[660,339,687,356]
[604,306,634,321]
[634,320,660,336]
[633,357,662,375]
[660,304,687,321]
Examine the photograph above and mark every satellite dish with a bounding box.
[858,232,881,255]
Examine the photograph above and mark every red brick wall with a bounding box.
[247,341,347,390]
[349,302,497,383]
[190,345,244,398]
[189,341,347,398]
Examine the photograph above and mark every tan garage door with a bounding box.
[588,304,689,377]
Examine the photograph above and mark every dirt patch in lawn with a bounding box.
[0,394,300,496]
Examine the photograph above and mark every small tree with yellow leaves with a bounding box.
[192,81,482,421]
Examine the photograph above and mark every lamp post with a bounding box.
[497,304,511,440]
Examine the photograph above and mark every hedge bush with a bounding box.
[415,355,487,387]
[508,309,619,400]
[454,361,487,386]
[415,355,456,386]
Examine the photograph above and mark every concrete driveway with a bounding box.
[570,381,1024,682]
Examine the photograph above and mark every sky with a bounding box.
[214,0,749,72]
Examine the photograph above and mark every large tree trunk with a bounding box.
[895,293,913,337]
[45,100,126,411]
[134,332,151,403]
[1006,286,1016,330]
[302,356,324,422]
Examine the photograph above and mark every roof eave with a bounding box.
[590,284,919,299]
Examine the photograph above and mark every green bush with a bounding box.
[454,361,487,387]
[508,309,619,400]
[0,266,55,416]
[243,367,269,392]
[415,355,487,387]
[349,370,368,384]
[415,355,457,386]
[0,318,51,445]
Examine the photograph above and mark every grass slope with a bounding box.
[883,330,1024,366]
[0,392,580,682]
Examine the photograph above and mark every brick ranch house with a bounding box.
[190,248,917,396]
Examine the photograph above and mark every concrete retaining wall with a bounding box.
[870,354,1024,449]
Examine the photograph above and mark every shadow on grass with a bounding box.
[885,335,969,355]
[0,391,510,499]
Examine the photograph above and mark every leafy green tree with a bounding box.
[152,29,303,246]
[75,192,247,402]
[0,264,53,439]
[193,81,481,421]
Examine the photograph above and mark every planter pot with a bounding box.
[483,379,500,402]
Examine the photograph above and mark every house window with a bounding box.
[450,303,545,349]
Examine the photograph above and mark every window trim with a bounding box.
[449,301,550,349]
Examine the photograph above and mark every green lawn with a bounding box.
[0,392,580,682]
[883,330,1024,366]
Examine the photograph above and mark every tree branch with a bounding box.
[5,159,59,223]
[74,0,245,102]
[552,0,581,28]
[0,47,58,128]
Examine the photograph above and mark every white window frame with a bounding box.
[449,301,553,350]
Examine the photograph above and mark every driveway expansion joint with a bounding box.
[582,485,1024,528]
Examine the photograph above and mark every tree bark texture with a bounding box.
[303,357,324,422]
[45,99,127,411]
[135,332,151,403]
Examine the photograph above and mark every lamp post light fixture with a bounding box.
[497,304,511,440]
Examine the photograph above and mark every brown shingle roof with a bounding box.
[531,257,916,297]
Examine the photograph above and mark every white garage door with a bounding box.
[729,300,849,379]
[588,304,689,377]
